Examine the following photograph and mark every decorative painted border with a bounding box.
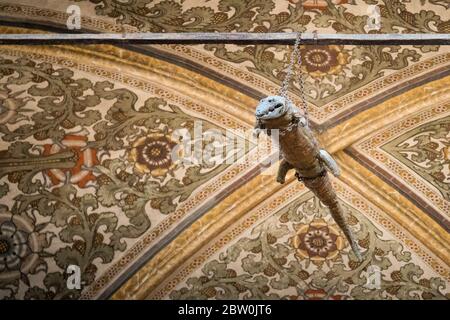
[0,15,448,298]
[147,176,449,299]
[0,45,266,299]
[1,3,450,127]
[349,102,450,230]
[320,75,450,153]
[114,148,450,299]
[336,151,450,265]
[155,45,450,126]
[112,173,287,299]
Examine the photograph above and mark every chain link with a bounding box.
[296,34,309,127]
[278,32,309,126]
[279,32,301,99]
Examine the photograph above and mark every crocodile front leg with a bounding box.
[276,159,293,184]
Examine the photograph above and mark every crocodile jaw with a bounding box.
[255,96,288,120]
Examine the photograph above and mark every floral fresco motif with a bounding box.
[0,84,33,125]
[352,103,450,227]
[0,0,449,301]
[0,207,50,284]
[289,288,347,300]
[43,135,99,188]
[0,54,232,299]
[381,116,450,201]
[70,0,449,106]
[300,45,349,79]
[289,0,348,10]
[170,193,448,300]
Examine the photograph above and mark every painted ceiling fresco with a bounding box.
[0,0,449,300]
[2,0,450,128]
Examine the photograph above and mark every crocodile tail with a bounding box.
[302,174,362,261]
[327,200,362,261]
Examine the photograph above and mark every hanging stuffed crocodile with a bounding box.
[254,96,362,261]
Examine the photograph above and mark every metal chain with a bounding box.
[279,32,309,126]
[279,32,302,99]
[296,33,309,127]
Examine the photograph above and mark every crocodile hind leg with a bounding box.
[276,159,293,184]
[302,173,363,261]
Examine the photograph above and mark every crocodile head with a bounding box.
[255,96,289,120]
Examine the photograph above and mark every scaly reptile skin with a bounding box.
[255,96,362,261]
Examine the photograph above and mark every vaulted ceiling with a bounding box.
[0,0,449,300]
